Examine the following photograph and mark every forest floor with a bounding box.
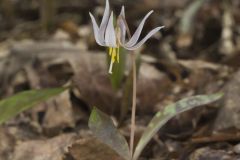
[0,0,240,159]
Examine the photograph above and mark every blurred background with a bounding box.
[0,0,240,159]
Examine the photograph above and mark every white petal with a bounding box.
[120,6,125,17]
[125,10,154,47]
[99,0,110,40]
[118,6,127,43]
[124,26,164,50]
[105,12,117,47]
[89,12,105,46]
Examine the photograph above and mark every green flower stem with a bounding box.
[130,53,137,158]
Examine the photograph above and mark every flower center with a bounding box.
[108,45,120,74]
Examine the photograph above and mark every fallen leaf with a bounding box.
[12,133,76,160]
[214,69,240,130]
[42,90,75,136]
[69,137,124,160]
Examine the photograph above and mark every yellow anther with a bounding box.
[111,48,116,63]
[109,47,113,56]
[108,47,120,74]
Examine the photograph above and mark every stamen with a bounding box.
[117,44,120,63]
[108,48,119,74]
[112,48,116,62]
[109,47,113,56]
[108,58,114,74]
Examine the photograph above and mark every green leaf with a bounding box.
[133,93,223,160]
[180,0,206,33]
[89,107,131,160]
[0,87,68,124]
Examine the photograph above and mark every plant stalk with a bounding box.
[130,53,137,158]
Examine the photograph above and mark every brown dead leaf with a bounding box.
[12,133,76,160]
[72,53,118,115]
[178,59,229,92]
[0,127,15,160]
[59,20,80,41]
[69,137,124,160]
[189,147,233,160]
[137,63,172,113]
[42,90,75,136]
[214,69,240,131]
[178,60,223,71]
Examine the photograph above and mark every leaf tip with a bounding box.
[89,107,101,128]
[210,92,224,101]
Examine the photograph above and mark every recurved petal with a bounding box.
[89,12,105,46]
[120,6,125,18]
[125,10,154,47]
[118,6,127,44]
[124,26,164,50]
[99,0,110,39]
[105,12,117,47]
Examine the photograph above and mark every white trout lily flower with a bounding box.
[89,0,119,74]
[117,6,164,50]
[89,0,164,74]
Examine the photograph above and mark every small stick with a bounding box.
[117,15,136,158]
[130,53,137,158]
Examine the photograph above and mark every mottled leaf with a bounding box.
[0,87,68,124]
[89,107,131,160]
[133,93,223,160]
